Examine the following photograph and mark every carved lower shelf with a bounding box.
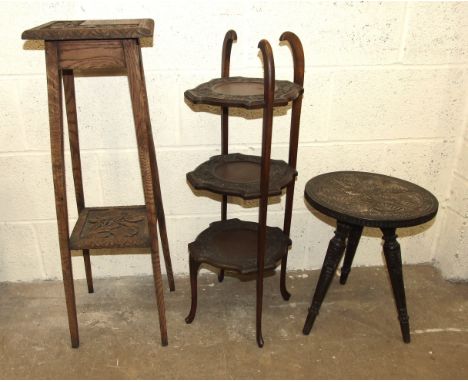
[188,219,291,274]
[69,205,150,250]
[187,153,297,200]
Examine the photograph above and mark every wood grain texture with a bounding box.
[134,44,175,292]
[34,23,172,348]
[45,41,79,348]
[123,38,168,346]
[22,19,154,40]
[58,40,125,70]
[63,69,93,293]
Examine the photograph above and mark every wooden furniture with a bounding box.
[302,171,439,343]
[22,19,174,347]
[183,30,304,347]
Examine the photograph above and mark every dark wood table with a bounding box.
[22,19,174,347]
[302,171,438,343]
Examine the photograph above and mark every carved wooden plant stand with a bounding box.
[22,19,174,347]
[302,171,439,343]
[183,30,304,347]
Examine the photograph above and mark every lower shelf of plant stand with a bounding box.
[188,218,291,274]
[69,205,151,250]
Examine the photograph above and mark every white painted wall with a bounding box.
[434,117,468,280]
[1,1,467,282]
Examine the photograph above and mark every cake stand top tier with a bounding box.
[184,76,303,109]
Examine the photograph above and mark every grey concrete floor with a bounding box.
[1,264,467,379]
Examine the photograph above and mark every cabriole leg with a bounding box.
[185,256,201,324]
[256,271,265,348]
[280,181,295,301]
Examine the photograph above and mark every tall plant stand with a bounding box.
[183,30,304,347]
[22,19,174,347]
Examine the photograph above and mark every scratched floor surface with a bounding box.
[1,264,467,379]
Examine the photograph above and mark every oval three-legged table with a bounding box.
[302,171,438,343]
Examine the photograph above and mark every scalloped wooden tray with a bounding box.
[188,219,291,274]
[184,76,303,109]
[187,153,297,199]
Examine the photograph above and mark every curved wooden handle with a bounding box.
[256,38,276,349]
[221,30,237,78]
[257,38,275,208]
[258,39,275,106]
[279,31,304,86]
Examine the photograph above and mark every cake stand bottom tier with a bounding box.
[188,218,291,274]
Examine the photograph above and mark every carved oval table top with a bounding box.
[304,171,439,228]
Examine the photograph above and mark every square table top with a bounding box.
[22,19,154,40]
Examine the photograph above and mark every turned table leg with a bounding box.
[218,269,225,282]
[303,221,349,335]
[382,228,411,343]
[339,224,363,285]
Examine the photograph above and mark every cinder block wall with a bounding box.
[1,1,467,282]
[435,119,468,280]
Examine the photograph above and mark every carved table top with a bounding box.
[22,19,154,40]
[304,171,439,228]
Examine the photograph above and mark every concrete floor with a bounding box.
[1,264,467,379]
